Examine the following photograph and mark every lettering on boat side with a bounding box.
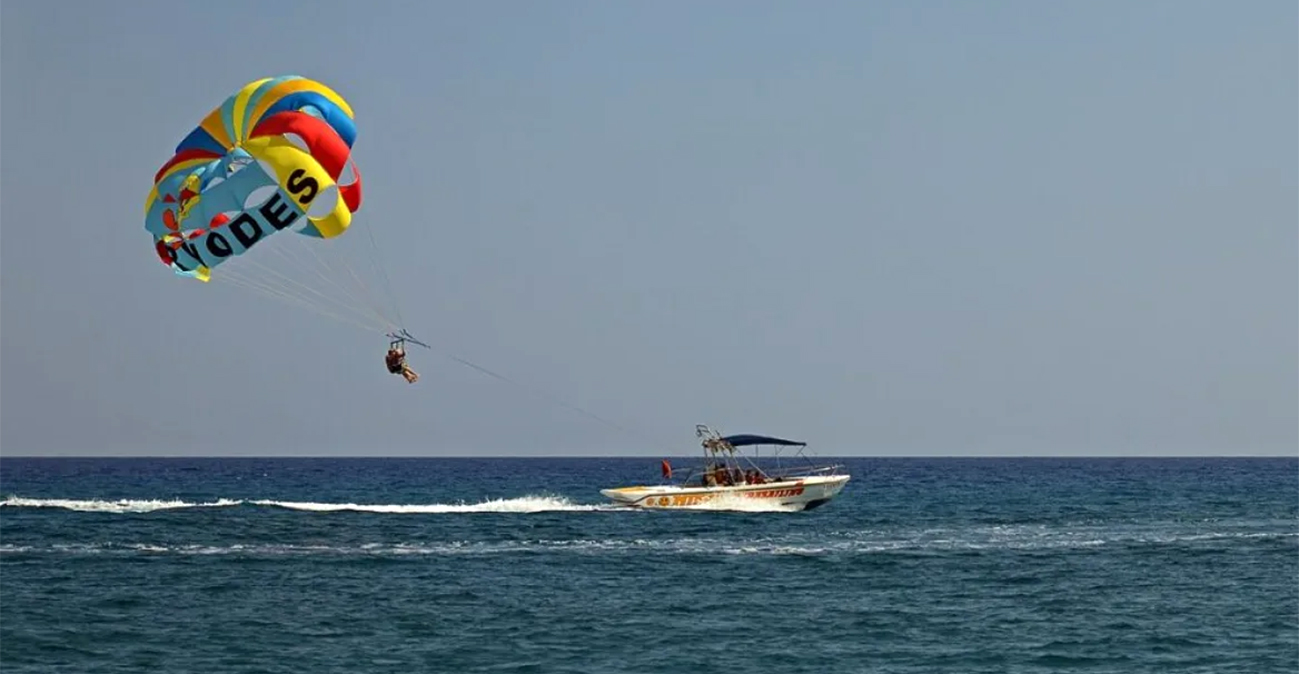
[744,487,805,499]
[642,487,807,507]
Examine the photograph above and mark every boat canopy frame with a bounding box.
[661,424,843,487]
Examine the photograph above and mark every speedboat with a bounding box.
[600,425,850,511]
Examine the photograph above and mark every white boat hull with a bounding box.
[600,475,850,511]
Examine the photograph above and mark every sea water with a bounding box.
[1,457,1295,673]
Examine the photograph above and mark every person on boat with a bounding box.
[385,341,419,384]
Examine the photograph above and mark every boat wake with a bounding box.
[0,494,798,514]
[249,496,610,514]
[0,497,244,514]
[0,495,613,515]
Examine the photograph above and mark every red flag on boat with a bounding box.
[661,459,672,479]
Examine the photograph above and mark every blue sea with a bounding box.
[1,457,1295,673]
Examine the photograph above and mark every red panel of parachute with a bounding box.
[340,162,362,212]
[154,240,172,265]
[154,148,222,185]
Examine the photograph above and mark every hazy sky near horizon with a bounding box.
[2,0,1295,457]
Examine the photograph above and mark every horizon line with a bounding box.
[1,454,1294,460]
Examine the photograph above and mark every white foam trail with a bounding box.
[0,495,613,514]
[250,495,611,514]
[0,494,807,515]
[0,539,833,557]
[0,497,242,513]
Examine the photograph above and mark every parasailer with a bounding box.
[383,330,429,384]
[385,340,419,384]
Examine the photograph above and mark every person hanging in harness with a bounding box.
[385,339,419,384]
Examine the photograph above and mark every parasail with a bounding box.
[145,76,418,344]
[145,75,363,281]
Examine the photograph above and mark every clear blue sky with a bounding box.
[2,0,1295,456]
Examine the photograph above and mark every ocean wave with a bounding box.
[2,530,1293,559]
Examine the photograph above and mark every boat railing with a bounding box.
[670,461,846,487]
[763,464,847,480]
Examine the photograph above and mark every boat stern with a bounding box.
[599,486,651,505]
